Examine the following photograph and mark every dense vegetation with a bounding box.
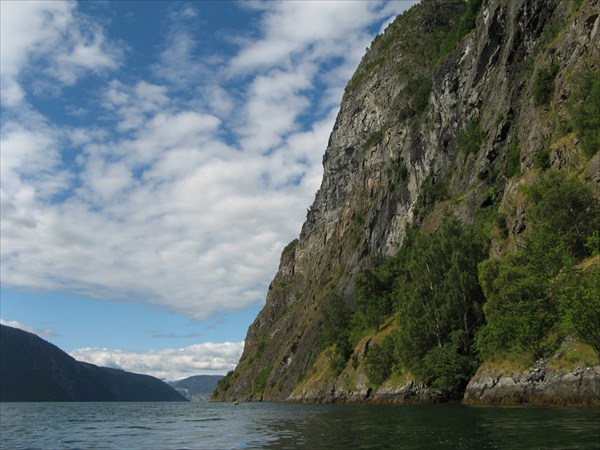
[477,172,600,360]
[347,217,489,394]
[320,5,600,394]
[321,170,599,396]
[565,72,600,159]
[346,0,482,96]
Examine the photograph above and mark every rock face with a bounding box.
[0,325,187,402]
[212,0,600,404]
[464,363,600,406]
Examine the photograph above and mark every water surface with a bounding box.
[1,401,599,449]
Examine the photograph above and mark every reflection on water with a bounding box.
[1,401,599,449]
[243,403,600,449]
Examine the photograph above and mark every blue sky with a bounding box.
[1,0,417,380]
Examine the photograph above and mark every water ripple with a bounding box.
[1,402,599,449]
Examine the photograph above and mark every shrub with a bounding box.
[532,62,559,106]
[253,366,272,394]
[568,72,600,159]
[215,370,234,395]
[282,239,298,256]
[364,336,396,387]
[456,119,485,155]
[422,344,474,394]
[476,171,600,359]
[476,253,557,358]
[506,141,521,177]
[495,213,509,239]
[533,147,551,170]
[525,170,600,259]
[320,291,352,349]
[411,77,432,116]
[353,259,399,331]
[363,130,385,151]
[558,267,600,358]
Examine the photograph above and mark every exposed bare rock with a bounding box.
[212,0,600,405]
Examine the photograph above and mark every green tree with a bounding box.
[422,343,475,394]
[214,370,234,397]
[320,290,353,373]
[532,63,559,106]
[349,217,488,394]
[558,267,600,358]
[568,72,600,158]
[393,217,488,388]
[321,291,351,347]
[476,253,556,358]
[364,335,397,387]
[476,171,600,359]
[354,258,400,331]
[525,171,600,260]
[456,119,486,155]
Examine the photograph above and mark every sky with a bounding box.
[0,0,418,380]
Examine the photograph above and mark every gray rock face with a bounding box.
[464,363,600,406]
[288,379,441,405]
[213,0,600,404]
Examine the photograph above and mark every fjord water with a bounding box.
[1,402,599,449]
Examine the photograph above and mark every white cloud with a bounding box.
[70,341,244,379]
[238,67,314,153]
[104,80,170,132]
[229,0,388,73]
[1,1,416,323]
[0,0,119,107]
[0,318,58,338]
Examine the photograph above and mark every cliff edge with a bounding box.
[213,0,600,405]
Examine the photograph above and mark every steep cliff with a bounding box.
[213,0,600,404]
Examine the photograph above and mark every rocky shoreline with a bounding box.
[287,362,600,406]
[289,380,443,404]
[463,363,600,407]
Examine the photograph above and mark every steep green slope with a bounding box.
[213,0,599,404]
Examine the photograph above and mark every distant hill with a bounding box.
[0,324,187,402]
[169,375,223,401]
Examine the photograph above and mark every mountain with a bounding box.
[169,375,223,401]
[0,325,187,402]
[212,0,599,406]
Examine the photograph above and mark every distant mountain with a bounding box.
[0,324,187,402]
[169,375,223,401]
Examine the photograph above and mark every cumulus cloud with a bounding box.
[0,318,58,338]
[70,341,244,380]
[1,1,415,321]
[0,0,119,106]
[230,0,381,72]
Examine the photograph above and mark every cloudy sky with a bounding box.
[0,0,417,380]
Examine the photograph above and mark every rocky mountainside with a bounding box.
[213,0,599,405]
[169,375,223,401]
[0,325,187,402]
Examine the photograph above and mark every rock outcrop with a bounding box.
[465,363,600,406]
[212,0,600,405]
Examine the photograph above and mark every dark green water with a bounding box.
[1,401,599,449]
